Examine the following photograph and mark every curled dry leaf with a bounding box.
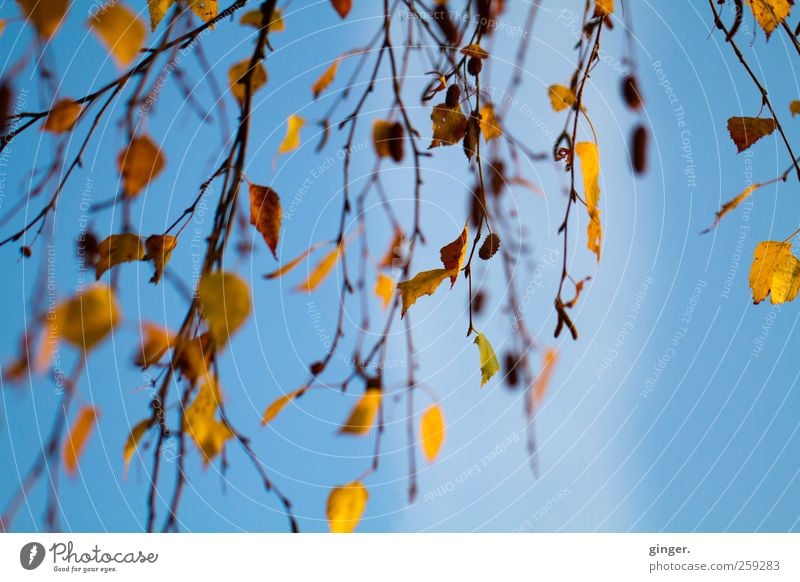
[749,241,800,304]
[89,3,146,67]
[327,481,368,533]
[439,225,469,286]
[727,116,777,153]
[64,406,99,476]
[249,184,282,259]
[339,387,382,435]
[43,99,82,133]
[118,135,166,198]
[420,404,445,462]
[228,60,268,105]
[144,234,178,283]
[95,233,145,279]
[397,269,452,317]
[575,141,602,261]
[702,183,764,233]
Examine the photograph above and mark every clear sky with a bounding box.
[0,0,799,532]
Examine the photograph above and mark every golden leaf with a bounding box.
[54,285,120,350]
[429,102,467,148]
[746,0,793,38]
[183,378,233,464]
[144,234,178,283]
[43,99,82,133]
[420,404,445,462]
[327,481,368,533]
[703,183,764,233]
[172,334,211,384]
[89,3,146,67]
[228,59,268,105]
[147,0,174,31]
[749,241,800,304]
[123,419,151,473]
[727,116,777,153]
[372,119,394,158]
[64,406,99,476]
[17,0,68,39]
[264,241,331,280]
[339,388,381,435]
[397,268,452,317]
[474,332,499,387]
[548,84,576,112]
[118,135,166,198]
[439,225,468,286]
[312,59,341,98]
[479,103,502,142]
[278,114,305,154]
[296,242,343,292]
[594,0,614,17]
[249,184,282,259]
[262,388,306,425]
[575,141,602,261]
[240,7,285,31]
[533,348,558,404]
[374,273,395,309]
[95,233,145,279]
[460,43,489,59]
[330,0,352,19]
[198,271,252,345]
[791,100,800,116]
[134,322,173,368]
[188,0,217,22]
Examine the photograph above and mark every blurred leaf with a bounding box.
[95,233,145,279]
[228,59,267,105]
[64,406,99,476]
[278,114,305,154]
[134,322,173,368]
[420,404,445,462]
[183,378,233,464]
[533,348,558,404]
[296,242,343,292]
[43,99,81,133]
[118,134,166,198]
[374,273,395,309]
[198,271,252,345]
[339,388,381,435]
[123,419,151,474]
[312,59,340,98]
[460,43,489,59]
[240,7,285,31]
[594,0,614,17]
[327,481,368,533]
[479,103,502,142]
[54,285,120,350]
[18,0,68,39]
[89,3,146,67]
[330,0,352,18]
[262,388,306,425]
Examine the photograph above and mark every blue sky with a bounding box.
[0,0,799,532]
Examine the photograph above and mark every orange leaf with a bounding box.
[533,349,558,405]
[118,135,166,198]
[330,0,352,18]
[439,225,468,286]
[249,184,282,259]
[64,406,99,475]
[43,99,82,133]
[312,59,341,98]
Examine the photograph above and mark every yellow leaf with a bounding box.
[339,388,381,435]
[262,388,305,425]
[330,0,352,19]
[228,59,268,105]
[134,322,173,368]
[703,183,764,233]
[17,0,68,39]
[123,419,151,473]
[474,332,499,387]
[183,378,233,464]
[188,0,217,22]
[397,268,452,317]
[296,242,343,292]
[118,135,166,198]
[327,481,367,533]
[64,406,99,475]
[172,333,212,384]
[374,273,395,309]
[420,404,445,462]
[43,99,81,133]
[460,43,489,59]
[278,114,305,154]
[95,233,145,279]
[791,100,800,116]
[89,3,147,67]
[147,0,175,31]
[575,141,602,261]
[54,285,120,350]
[749,241,800,304]
[312,59,341,98]
[533,348,558,404]
[727,116,777,153]
[746,0,793,38]
[264,241,331,280]
[430,103,467,148]
[143,234,178,283]
[198,271,252,345]
[479,103,502,142]
[249,184,282,259]
[240,7,285,31]
[439,225,468,286]
[594,0,614,17]
[548,84,576,112]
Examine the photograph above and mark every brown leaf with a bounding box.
[330,0,352,18]
[439,225,468,286]
[478,232,501,260]
[429,102,467,148]
[727,116,777,153]
[144,234,177,283]
[95,233,145,279]
[118,135,166,198]
[43,99,82,133]
[249,184,282,259]
[463,111,481,160]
